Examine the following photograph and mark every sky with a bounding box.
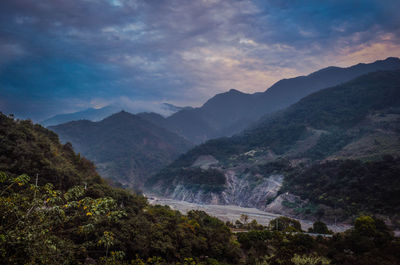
[1,0,400,121]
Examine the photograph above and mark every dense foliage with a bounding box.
[268,216,302,232]
[239,70,400,158]
[0,113,100,190]
[1,113,400,264]
[236,215,400,265]
[308,221,331,234]
[251,160,293,176]
[0,114,239,264]
[283,157,400,224]
[3,172,400,264]
[0,172,241,264]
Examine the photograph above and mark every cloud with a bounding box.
[1,0,400,120]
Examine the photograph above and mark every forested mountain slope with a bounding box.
[0,113,100,190]
[50,111,193,189]
[147,70,400,224]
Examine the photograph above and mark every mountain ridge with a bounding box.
[41,105,120,127]
[153,57,400,143]
[50,111,193,189]
[45,58,400,144]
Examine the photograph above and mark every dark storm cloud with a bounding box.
[1,0,400,120]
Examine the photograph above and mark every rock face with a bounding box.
[221,173,283,207]
[264,193,305,214]
[163,167,284,209]
[191,155,219,169]
[156,162,316,221]
[155,166,304,219]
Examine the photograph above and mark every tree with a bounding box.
[269,217,302,232]
[354,215,376,237]
[0,172,126,264]
[309,221,330,234]
[291,254,330,265]
[240,214,249,225]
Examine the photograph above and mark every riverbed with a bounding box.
[146,194,351,233]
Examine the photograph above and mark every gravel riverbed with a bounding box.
[146,194,351,233]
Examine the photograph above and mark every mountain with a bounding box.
[161,57,400,143]
[0,112,244,264]
[0,112,101,190]
[49,111,193,188]
[146,70,400,224]
[41,58,400,141]
[1,84,399,265]
[41,105,120,127]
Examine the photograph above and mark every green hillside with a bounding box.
[282,157,400,224]
[50,111,193,189]
[0,113,240,264]
[0,113,100,190]
[146,70,400,223]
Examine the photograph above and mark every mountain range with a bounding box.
[50,111,193,189]
[146,70,400,225]
[48,57,400,193]
[41,103,190,127]
[41,105,120,127]
[44,57,400,144]
[142,57,400,143]
[4,106,397,265]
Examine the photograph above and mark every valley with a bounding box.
[3,0,400,263]
[147,70,400,227]
[2,67,400,264]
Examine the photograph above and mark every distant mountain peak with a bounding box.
[102,110,141,123]
[380,56,400,62]
[40,105,121,127]
[227,88,243,94]
[309,57,400,77]
[115,110,130,115]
